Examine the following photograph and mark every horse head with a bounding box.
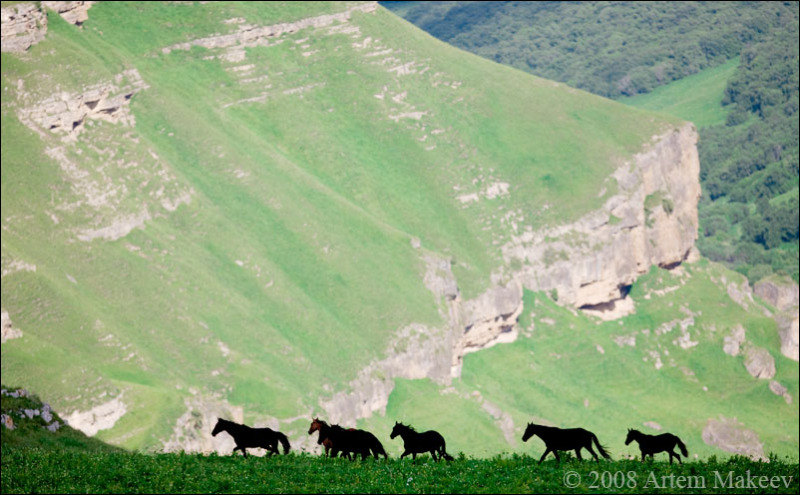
[624,428,638,445]
[522,423,538,442]
[309,418,324,435]
[211,417,226,437]
[390,421,403,439]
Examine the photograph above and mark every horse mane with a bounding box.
[395,422,416,432]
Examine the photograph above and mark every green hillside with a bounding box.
[386,1,800,283]
[1,0,796,462]
[2,1,669,451]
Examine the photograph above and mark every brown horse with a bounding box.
[308,418,387,460]
[309,418,340,458]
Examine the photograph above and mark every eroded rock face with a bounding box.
[702,417,765,461]
[457,282,523,359]
[162,2,378,58]
[723,324,746,356]
[64,395,126,436]
[42,1,95,26]
[505,124,701,311]
[755,277,800,362]
[755,278,800,312]
[1,3,47,53]
[17,69,148,141]
[743,345,776,379]
[775,313,799,362]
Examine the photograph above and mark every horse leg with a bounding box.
[585,444,599,461]
[400,451,409,459]
[412,453,417,460]
[574,449,583,461]
[641,451,646,462]
[431,449,439,461]
[552,450,561,463]
[539,449,551,464]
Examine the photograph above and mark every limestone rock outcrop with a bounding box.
[504,124,700,312]
[743,344,776,379]
[702,416,765,461]
[1,3,47,53]
[755,277,799,361]
[42,1,95,26]
[17,69,148,141]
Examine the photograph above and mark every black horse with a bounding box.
[625,429,688,464]
[308,418,388,460]
[390,421,454,461]
[211,417,290,457]
[522,423,611,463]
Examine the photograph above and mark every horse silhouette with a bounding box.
[211,417,290,457]
[308,418,388,460]
[522,423,611,463]
[625,429,688,464]
[390,421,454,461]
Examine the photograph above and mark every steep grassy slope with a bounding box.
[1,385,122,452]
[2,2,671,451]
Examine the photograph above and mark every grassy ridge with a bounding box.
[2,448,798,494]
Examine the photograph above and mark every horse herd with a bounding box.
[211,417,689,464]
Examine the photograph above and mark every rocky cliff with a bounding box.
[321,123,702,425]
[755,277,800,361]
[1,3,47,53]
[505,123,700,313]
[1,2,94,54]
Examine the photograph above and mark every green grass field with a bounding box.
[620,58,739,128]
[6,383,794,494]
[2,448,798,494]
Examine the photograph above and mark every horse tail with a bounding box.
[277,432,291,455]
[675,436,688,457]
[592,433,612,460]
[440,438,454,461]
